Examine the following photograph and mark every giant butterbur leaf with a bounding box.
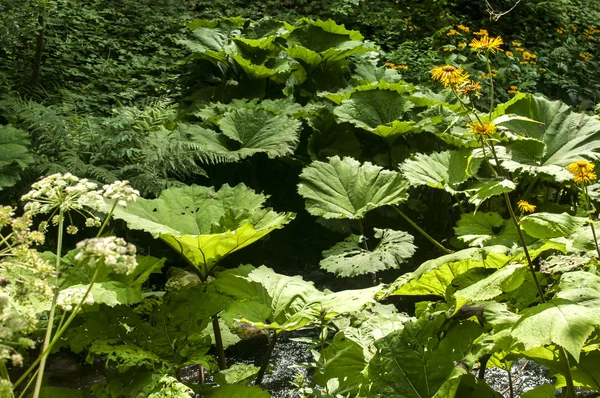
[188,107,301,161]
[520,212,587,239]
[511,298,600,361]
[383,247,510,298]
[298,156,408,219]
[400,149,482,194]
[496,95,600,181]
[453,263,529,311]
[454,212,520,248]
[105,184,294,278]
[333,82,416,139]
[320,228,416,277]
[361,314,485,397]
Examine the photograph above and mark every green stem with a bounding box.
[212,316,226,370]
[582,184,600,258]
[32,209,64,398]
[358,220,378,285]
[17,369,38,398]
[559,348,577,398]
[255,331,278,386]
[485,51,494,118]
[14,267,100,391]
[393,207,451,254]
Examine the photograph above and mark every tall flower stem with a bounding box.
[32,209,64,398]
[485,51,494,119]
[582,184,600,258]
[14,267,100,391]
[393,207,451,254]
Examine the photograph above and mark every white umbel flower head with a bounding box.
[74,237,138,275]
[22,173,102,216]
[102,180,139,207]
[57,286,95,311]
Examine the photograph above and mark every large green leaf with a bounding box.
[465,179,516,208]
[203,385,271,398]
[333,82,416,139]
[454,212,520,248]
[453,263,529,311]
[361,314,485,398]
[187,107,301,161]
[313,331,367,395]
[556,271,600,307]
[400,149,482,194]
[298,156,409,219]
[520,212,587,239]
[383,247,510,297]
[511,298,600,361]
[213,265,380,332]
[0,125,34,189]
[104,184,294,277]
[320,229,416,277]
[497,95,600,181]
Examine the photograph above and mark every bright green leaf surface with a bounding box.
[298,156,408,219]
[320,228,416,277]
[520,212,587,239]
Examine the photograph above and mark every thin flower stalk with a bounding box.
[568,160,600,257]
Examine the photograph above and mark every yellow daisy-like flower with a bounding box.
[506,51,514,56]
[447,29,459,36]
[568,160,597,184]
[458,25,470,32]
[468,122,496,137]
[458,42,467,48]
[457,80,482,96]
[431,65,469,87]
[517,200,536,213]
[474,29,488,36]
[469,35,504,53]
[512,41,522,46]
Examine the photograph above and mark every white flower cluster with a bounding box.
[74,237,138,275]
[102,180,139,207]
[0,206,14,228]
[56,286,95,311]
[22,173,102,216]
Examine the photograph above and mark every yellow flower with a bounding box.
[522,51,537,60]
[512,41,522,46]
[568,160,597,184]
[457,80,482,96]
[447,29,459,36]
[470,35,504,53]
[520,61,528,65]
[431,65,469,87]
[458,25,470,32]
[443,46,452,52]
[556,28,565,34]
[508,85,518,94]
[384,61,409,70]
[539,67,547,72]
[517,200,536,213]
[468,122,496,137]
[474,29,488,36]
[515,47,525,52]
[506,51,514,56]
[458,42,467,48]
